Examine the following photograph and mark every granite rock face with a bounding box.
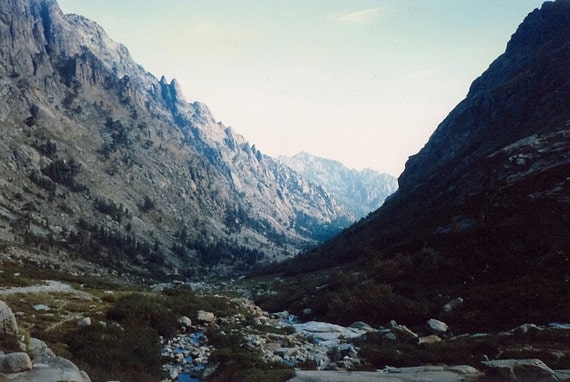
[0,0,353,277]
[279,152,398,219]
[0,301,18,337]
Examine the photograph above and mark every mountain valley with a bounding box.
[1,0,570,381]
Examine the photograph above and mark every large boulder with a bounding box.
[426,318,448,334]
[0,300,18,336]
[482,359,559,381]
[0,352,33,373]
[196,310,216,324]
[27,338,56,363]
[2,356,92,382]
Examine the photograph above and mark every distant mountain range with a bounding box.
[278,152,397,219]
[0,0,358,278]
[267,0,570,331]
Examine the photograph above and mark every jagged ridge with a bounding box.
[0,0,352,278]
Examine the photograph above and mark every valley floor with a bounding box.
[1,274,570,382]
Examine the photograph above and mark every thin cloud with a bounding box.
[328,7,383,26]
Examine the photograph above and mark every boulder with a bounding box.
[426,318,448,334]
[482,358,559,381]
[77,317,92,327]
[349,321,376,332]
[513,323,541,337]
[32,304,50,312]
[27,337,56,363]
[196,310,215,324]
[441,297,464,317]
[178,316,192,328]
[417,334,442,345]
[0,300,18,336]
[388,321,418,339]
[0,352,32,373]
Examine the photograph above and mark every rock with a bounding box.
[294,321,367,347]
[196,310,215,324]
[0,352,32,373]
[441,297,464,317]
[178,316,192,328]
[482,358,559,381]
[77,317,92,327]
[388,321,418,339]
[32,304,50,312]
[349,321,376,332]
[417,334,442,345]
[513,323,541,337]
[426,318,448,334]
[0,300,18,336]
[27,337,56,363]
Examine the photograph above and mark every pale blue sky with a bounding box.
[58,0,546,176]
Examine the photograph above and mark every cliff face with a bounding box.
[279,152,397,219]
[0,0,352,278]
[385,0,570,256]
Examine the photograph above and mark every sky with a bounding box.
[57,0,546,176]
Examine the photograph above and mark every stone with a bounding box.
[77,317,92,327]
[441,297,464,317]
[388,322,418,339]
[0,352,32,373]
[426,318,448,334]
[349,321,376,332]
[513,323,541,337]
[417,334,442,345]
[33,304,50,312]
[27,337,56,363]
[482,358,559,382]
[178,315,192,328]
[196,310,215,324]
[0,300,18,336]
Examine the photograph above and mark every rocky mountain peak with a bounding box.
[279,152,397,219]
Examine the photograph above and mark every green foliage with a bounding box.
[94,197,130,223]
[67,219,165,274]
[67,324,162,381]
[205,328,294,382]
[107,294,178,338]
[358,333,498,369]
[139,195,155,213]
[41,158,86,192]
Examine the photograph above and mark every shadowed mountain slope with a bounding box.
[263,0,570,331]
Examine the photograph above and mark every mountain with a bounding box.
[266,0,570,330]
[278,152,397,219]
[0,0,353,279]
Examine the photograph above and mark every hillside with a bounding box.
[0,0,353,280]
[278,152,397,219]
[261,0,570,331]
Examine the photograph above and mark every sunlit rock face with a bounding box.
[279,152,398,219]
[0,0,354,277]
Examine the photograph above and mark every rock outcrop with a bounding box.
[0,301,18,337]
[0,300,90,382]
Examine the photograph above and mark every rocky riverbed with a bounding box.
[157,281,570,382]
[2,279,570,381]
